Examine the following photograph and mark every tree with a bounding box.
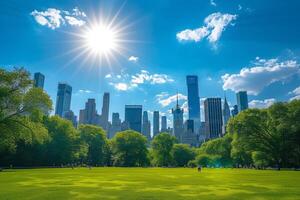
[198,134,233,167]
[195,154,212,167]
[78,125,108,166]
[111,130,149,167]
[44,116,81,165]
[151,133,177,166]
[171,144,195,167]
[0,68,52,153]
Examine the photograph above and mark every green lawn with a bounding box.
[0,168,299,200]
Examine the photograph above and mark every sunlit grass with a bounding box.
[0,168,299,200]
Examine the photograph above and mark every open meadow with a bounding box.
[0,168,299,200]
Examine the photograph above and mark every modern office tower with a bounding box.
[55,83,72,117]
[101,92,110,126]
[125,105,143,133]
[198,121,206,142]
[231,105,239,116]
[222,96,231,135]
[33,72,45,89]
[142,111,151,140]
[121,121,130,131]
[85,98,97,124]
[204,98,223,139]
[153,111,160,137]
[172,95,184,141]
[182,119,198,146]
[109,112,122,138]
[63,110,77,127]
[186,75,201,131]
[161,116,167,132]
[79,109,86,124]
[236,91,249,112]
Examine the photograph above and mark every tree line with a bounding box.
[0,68,299,169]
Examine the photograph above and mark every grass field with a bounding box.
[0,168,299,200]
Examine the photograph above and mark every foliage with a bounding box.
[171,144,195,167]
[151,133,177,166]
[111,130,149,167]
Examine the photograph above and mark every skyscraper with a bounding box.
[222,96,231,135]
[231,105,239,116]
[125,105,142,133]
[204,98,223,139]
[161,116,167,132]
[85,98,97,124]
[153,111,160,137]
[33,72,45,89]
[109,112,122,138]
[142,111,151,140]
[186,75,201,132]
[236,91,249,112]
[101,93,110,124]
[63,110,77,127]
[55,83,72,117]
[172,95,184,141]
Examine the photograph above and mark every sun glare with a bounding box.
[84,25,118,55]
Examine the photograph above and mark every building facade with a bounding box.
[236,91,249,112]
[142,111,151,141]
[204,98,223,139]
[222,96,231,135]
[153,111,160,137]
[55,83,72,117]
[33,72,45,89]
[108,112,122,138]
[186,75,201,132]
[125,105,143,133]
[172,96,184,141]
[161,116,167,132]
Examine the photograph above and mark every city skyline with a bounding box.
[1,0,300,129]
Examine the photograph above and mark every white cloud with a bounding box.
[113,83,131,91]
[65,16,85,26]
[31,7,86,29]
[128,56,139,62]
[31,8,64,29]
[176,12,237,44]
[105,74,112,78]
[222,58,300,95]
[210,0,217,6]
[249,98,276,109]
[238,5,243,10]
[289,86,300,100]
[156,93,187,107]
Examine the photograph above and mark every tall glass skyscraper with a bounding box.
[101,92,110,124]
[161,116,167,132]
[153,111,160,137]
[142,111,151,140]
[33,72,45,89]
[236,91,249,112]
[186,75,201,130]
[204,98,223,139]
[55,83,72,117]
[125,105,142,133]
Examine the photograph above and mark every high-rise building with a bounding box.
[172,95,184,141]
[125,105,142,133]
[236,91,248,112]
[186,75,201,131]
[161,116,167,132]
[142,111,151,140]
[222,96,231,135]
[79,98,100,125]
[231,105,239,116]
[55,83,72,117]
[108,112,121,138]
[63,110,77,127]
[153,111,160,137]
[182,119,198,146]
[204,98,223,139]
[33,72,45,89]
[101,93,110,126]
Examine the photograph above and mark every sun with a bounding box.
[83,25,118,55]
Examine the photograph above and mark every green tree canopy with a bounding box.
[151,133,177,166]
[171,144,195,167]
[111,130,149,167]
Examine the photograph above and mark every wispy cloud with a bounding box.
[177,12,237,44]
[31,7,86,29]
[156,93,187,107]
[107,70,174,91]
[222,57,300,95]
[210,0,217,6]
[128,56,139,62]
[289,86,300,100]
[249,98,276,109]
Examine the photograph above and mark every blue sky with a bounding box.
[1,0,300,126]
